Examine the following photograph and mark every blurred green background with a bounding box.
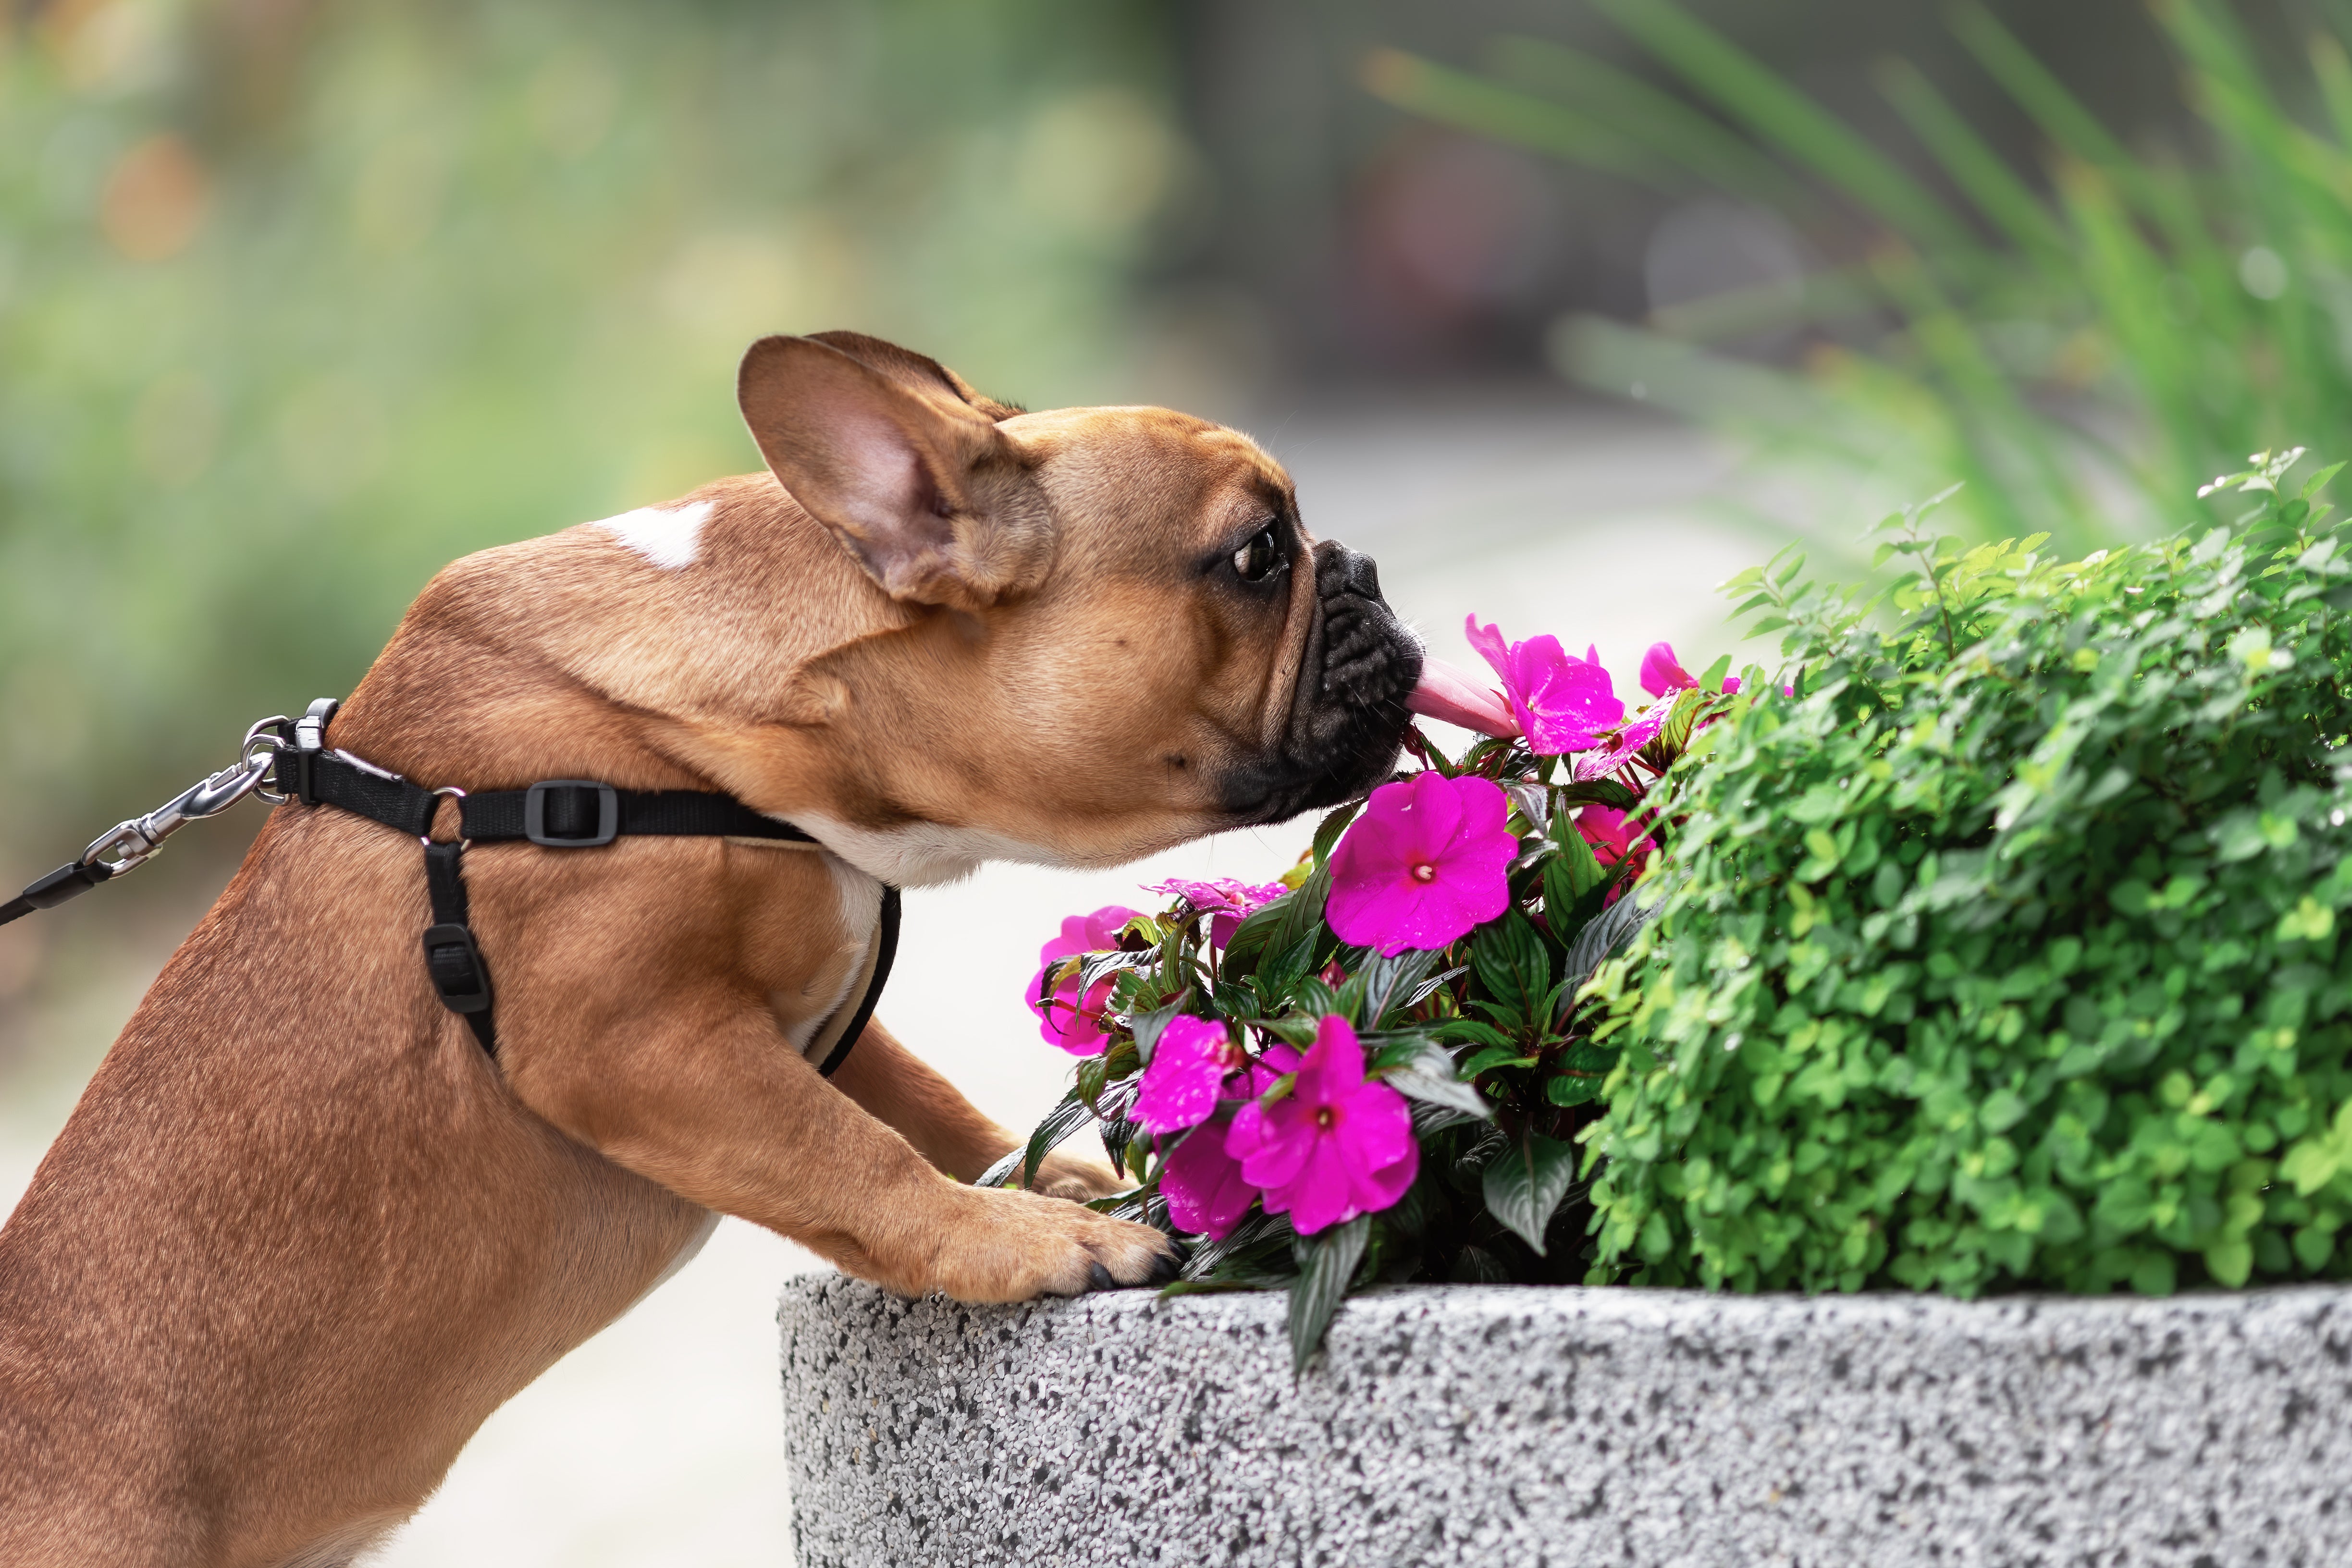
[3,0,2325,888]
[8,0,2348,1560]
[0,0,1194,872]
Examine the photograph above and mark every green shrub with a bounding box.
[1582,451,2352,1295]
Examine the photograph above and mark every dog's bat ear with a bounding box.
[738,334,1051,611]
[801,330,1025,422]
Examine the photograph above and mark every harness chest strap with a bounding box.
[276,701,896,1073]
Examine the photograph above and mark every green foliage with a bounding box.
[0,2,1180,864]
[1582,452,2352,1296]
[1370,0,2352,550]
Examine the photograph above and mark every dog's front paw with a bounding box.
[1026,1149,1130,1203]
[899,1185,1177,1303]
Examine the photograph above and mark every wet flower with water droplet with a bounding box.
[1465,615,1624,755]
[1326,771,1516,955]
[1224,1016,1417,1236]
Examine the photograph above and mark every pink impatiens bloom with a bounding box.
[1640,641,1740,698]
[1161,1129,1259,1238]
[1133,1015,1246,1134]
[1144,877,1290,946]
[1224,1016,1418,1235]
[1575,804,1651,869]
[1573,712,1664,782]
[1025,904,1141,1056]
[1327,771,1517,956]
[1466,616,1624,755]
[1159,1043,1296,1238]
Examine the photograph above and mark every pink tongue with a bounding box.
[1406,655,1520,739]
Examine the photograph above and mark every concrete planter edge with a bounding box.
[777,1273,2352,1568]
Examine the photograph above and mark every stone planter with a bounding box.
[778,1274,2352,1567]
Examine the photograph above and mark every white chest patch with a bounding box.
[787,811,1067,888]
[594,499,714,570]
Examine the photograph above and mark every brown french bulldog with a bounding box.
[0,331,1419,1566]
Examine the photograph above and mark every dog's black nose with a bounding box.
[1315,540,1386,604]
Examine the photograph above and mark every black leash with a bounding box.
[2,698,897,1074]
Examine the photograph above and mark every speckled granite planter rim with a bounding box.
[779,1273,2352,1568]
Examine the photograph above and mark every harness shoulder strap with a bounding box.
[279,703,883,1073]
[421,840,496,1055]
[813,886,900,1078]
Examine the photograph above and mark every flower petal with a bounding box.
[1294,1015,1366,1107]
[1329,774,1517,954]
[1465,615,1513,686]
[1335,1078,1415,1171]
[1573,712,1664,782]
[1132,1016,1233,1133]
[1227,1099,1316,1190]
[1354,1141,1420,1213]
[1640,641,1694,698]
[1162,1126,1259,1238]
[1274,1134,1361,1235]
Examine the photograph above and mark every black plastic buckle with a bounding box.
[523,780,619,847]
[422,922,492,1014]
[288,696,341,804]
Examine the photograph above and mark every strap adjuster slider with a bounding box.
[523,780,619,847]
[422,922,492,1014]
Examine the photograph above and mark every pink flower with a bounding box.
[1026,905,1142,1056]
[1133,1015,1246,1134]
[1161,1128,1259,1238]
[1327,772,1517,956]
[1225,1016,1418,1235]
[1573,712,1664,782]
[1158,1043,1296,1238]
[1575,804,1651,869]
[1466,617,1624,755]
[1144,877,1290,946]
[1641,641,1740,698]
[1405,655,1520,739]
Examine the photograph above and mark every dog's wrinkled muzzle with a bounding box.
[1221,540,1420,825]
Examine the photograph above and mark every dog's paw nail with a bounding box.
[1087,1261,1114,1292]
[1147,1250,1181,1286]
[1170,1238,1195,1264]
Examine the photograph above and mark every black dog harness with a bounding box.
[2,698,898,1077]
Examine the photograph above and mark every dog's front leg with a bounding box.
[826,1020,1130,1201]
[500,1001,1174,1301]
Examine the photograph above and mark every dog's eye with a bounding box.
[1231,527,1281,583]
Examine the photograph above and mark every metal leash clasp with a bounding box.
[78,719,292,879]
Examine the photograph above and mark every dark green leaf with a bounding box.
[1312,798,1365,868]
[1077,947,1158,993]
[1561,878,1666,998]
[1253,1014,1321,1048]
[1127,999,1188,1067]
[1471,906,1552,1028]
[979,1089,1093,1190]
[1223,865,1331,981]
[1385,1056,1495,1120]
[1341,948,1442,1027]
[1462,1044,1537,1076]
[1482,1132,1579,1254]
[1287,1214,1372,1372]
[1545,808,1608,926]
[1404,964,1468,1012]
[1177,1207,1293,1283]
[1552,779,1640,812]
[1431,1018,1515,1049]
[1545,1073,1607,1107]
